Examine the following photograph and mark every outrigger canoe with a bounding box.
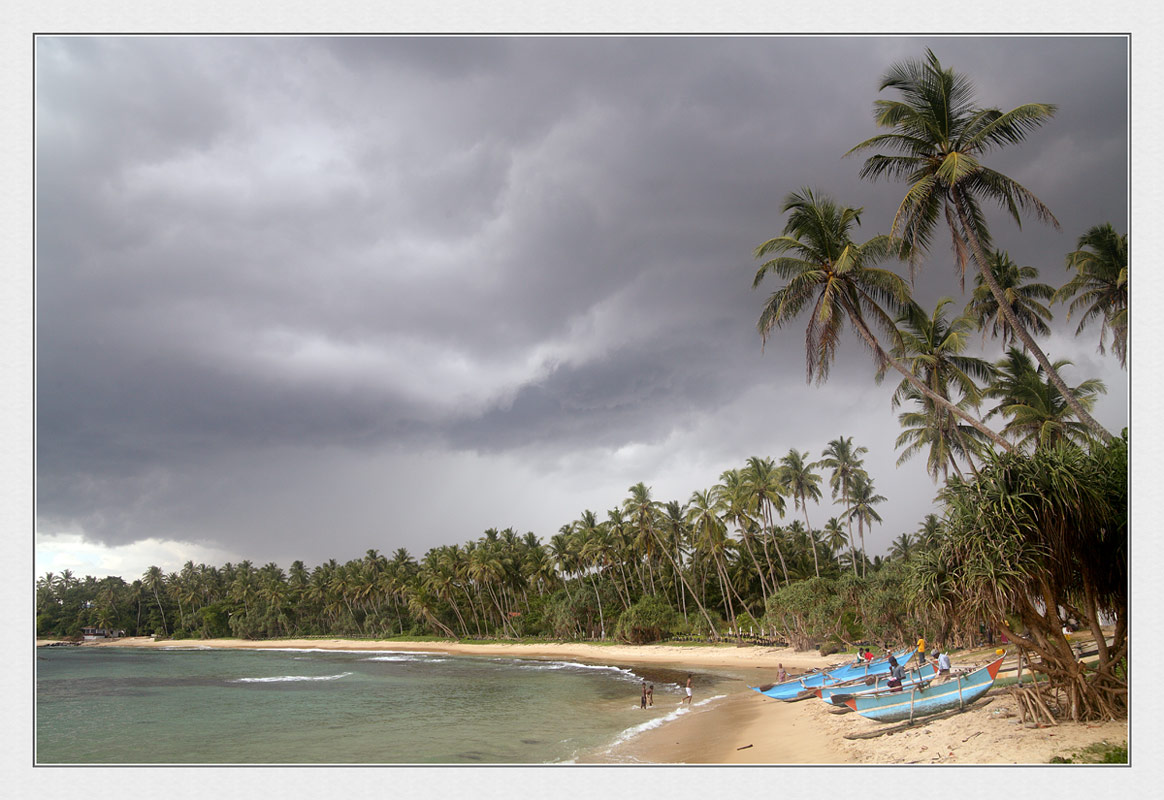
[817,660,938,705]
[844,654,1004,722]
[751,646,917,700]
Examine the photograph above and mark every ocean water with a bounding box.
[35,646,727,764]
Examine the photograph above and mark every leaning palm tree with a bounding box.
[966,250,1055,349]
[848,49,1111,443]
[1056,223,1128,367]
[753,187,1013,451]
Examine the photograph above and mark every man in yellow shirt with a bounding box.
[916,636,927,665]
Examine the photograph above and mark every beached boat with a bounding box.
[843,655,1004,722]
[816,660,937,705]
[751,646,917,700]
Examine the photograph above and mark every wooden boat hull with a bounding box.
[844,655,1004,722]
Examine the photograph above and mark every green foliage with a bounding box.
[764,577,842,650]
[615,595,677,644]
[1049,742,1127,764]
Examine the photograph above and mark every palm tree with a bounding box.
[142,566,168,635]
[574,510,611,638]
[967,250,1055,348]
[844,472,886,578]
[1056,223,1128,367]
[715,469,770,602]
[889,532,915,562]
[915,513,944,551]
[882,298,995,478]
[686,488,738,634]
[986,348,1107,450]
[894,385,988,481]
[849,48,1112,443]
[753,187,1013,451]
[623,482,662,596]
[821,517,848,560]
[741,456,786,591]
[885,298,994,408]
[778,449,823,577]
[818,437,867,576]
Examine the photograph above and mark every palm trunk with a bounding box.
[800,499,820,578]
[650,528,718,639]
[739,534,770,605]
[588,576,606,639]
[954,192,1112,443]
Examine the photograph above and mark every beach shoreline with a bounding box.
[37,636,1127,764]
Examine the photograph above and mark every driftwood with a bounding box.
[1010,685,1059,726]
[842,697,994,740]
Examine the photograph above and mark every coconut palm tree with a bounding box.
[967,250,1055,348]
[715,469,770,602]
[817,437,867,576]
[843,472,886,578]
[142,565,168,635]
[888,532,915,562]
[778,449,824,577]
[1056,223,1128,367]
[741,456,786,591]
[885,298,995,409]
[894,385,988,480]
[574,510,611,638]
[753,187,1013,451]
[985,348,1107,450]
[848,48,1112,443]
[686,488,738,634]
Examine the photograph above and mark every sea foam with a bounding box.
[230,671,354,683]
[605,694,728,751]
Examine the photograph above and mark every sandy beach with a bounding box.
[40,636,1127,764]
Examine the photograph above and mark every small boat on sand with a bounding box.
[844,655,1004,722]
[817,660,938,705]
[751,646,917,700]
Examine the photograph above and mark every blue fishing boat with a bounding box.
[751,646,916,700]
[844,655,1005,722]
[816,660,938,705]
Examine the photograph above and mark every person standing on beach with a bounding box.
[683,674,693,705]
[647,684,654,707]
[915,635,927,665]
[776,664,789,682]
[640,680,648,709]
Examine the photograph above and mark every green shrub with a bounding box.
[615,595,678,644]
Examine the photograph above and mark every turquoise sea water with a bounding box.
[35,646,728,764]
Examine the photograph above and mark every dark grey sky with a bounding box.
[34,35,1129,578]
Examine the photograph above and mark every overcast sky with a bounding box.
[33,35,1129,580]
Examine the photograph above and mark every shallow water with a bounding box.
[35,646,729,764]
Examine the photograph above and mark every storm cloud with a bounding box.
[35,36,1129,575]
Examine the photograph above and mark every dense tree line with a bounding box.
[37,50,1127,721]
[35,443,907,646]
